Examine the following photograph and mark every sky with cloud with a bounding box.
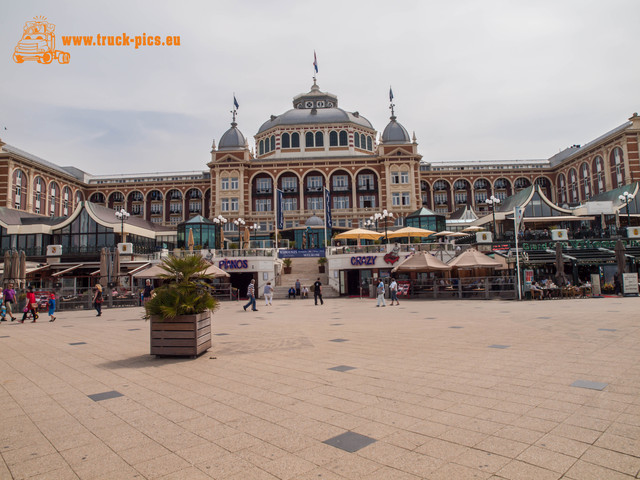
[1,0,639,175]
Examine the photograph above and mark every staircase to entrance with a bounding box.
[274,257,337,299]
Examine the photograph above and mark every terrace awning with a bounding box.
[51,264,84,277]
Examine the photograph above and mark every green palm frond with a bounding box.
[144,254,219,320]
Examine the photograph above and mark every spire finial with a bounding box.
[231,94,239,123]
[389,86,395,117]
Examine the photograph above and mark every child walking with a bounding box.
[48,293,56,322]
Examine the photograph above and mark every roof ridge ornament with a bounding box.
[389,86,395,118]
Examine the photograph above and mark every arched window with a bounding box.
[33,177,45,214]
[315,131,324,147]
[270,135,276,151]
[62,186,72,216]
[291,132,300,148]
[593,156,605,193]
[13,169,27,210]
[360,134,366,149]
[568,168,578,203]
[339,130,348,146]
[305,132,314,147]
[259,140,264,155]
[354,132,360,148]
[366,136,372,150]
[49,181,60,216]
[610,147,625,187]
[557,173,567,205]
[329,131,338,146]
[281,133,290,149]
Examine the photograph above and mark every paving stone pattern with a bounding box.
[1,298,640,479]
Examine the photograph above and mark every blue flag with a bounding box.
[324,187,332,229]
[233,95,239,109]
[276,189,284,230]
[389,86,394,102]
[313,51,318,74]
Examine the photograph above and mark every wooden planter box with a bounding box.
[150,311,211,357]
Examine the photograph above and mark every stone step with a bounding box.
[271,285,339,300]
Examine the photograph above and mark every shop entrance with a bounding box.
[343,269,373,296]
[229,272,256,299]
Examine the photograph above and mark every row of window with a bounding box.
[257,130,375,155]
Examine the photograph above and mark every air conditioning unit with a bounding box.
[476,231,492,243]
[46,245,62,256]
[551,229,568,241]
[118,242,133,253]
[627,227,640,238]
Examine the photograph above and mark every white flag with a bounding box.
[514,206,525,232]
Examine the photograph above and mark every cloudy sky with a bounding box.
[1,0,639,175]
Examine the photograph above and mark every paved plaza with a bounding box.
[1,297,640,479]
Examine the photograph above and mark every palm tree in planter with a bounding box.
[144,254,218,357]
[317,257,327,273]
[282,258,292,274]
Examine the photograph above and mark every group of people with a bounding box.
[1,283,57,323]
[374,277,400,307]
[287,279,309,300]
[243,277,325,311]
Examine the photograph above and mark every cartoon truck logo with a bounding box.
[13,17,70,64]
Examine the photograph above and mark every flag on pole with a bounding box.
[324,187,332,229]
[233,95,239,109]
[276,189,284,230]
[389,86,394,102]
[514,206,525,232]
[313,51,318,73]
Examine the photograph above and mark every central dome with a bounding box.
[257,81,374,134]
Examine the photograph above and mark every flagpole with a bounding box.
[323,192,327,249]
[274,188,278,251]
[514,207,522,300]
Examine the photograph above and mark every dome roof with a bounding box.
[218,122,246,150]
[305,214,324,227]
[258,108,373,134]
[257,81,375,134]
[381,116,411,144]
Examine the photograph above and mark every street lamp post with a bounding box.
[249,223,260,246]
[619,191,635,234]
[213,214,227,249]
[233,218,245,248]
[486,196,501,239]
[115,208,130,243]
[380,209,394,244]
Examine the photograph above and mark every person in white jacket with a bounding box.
[264,282,273,306]
[376,279,386,307]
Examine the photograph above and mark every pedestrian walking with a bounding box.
[48,293,57,322]
[389,277,400,306]
[21,287,38,323]
[313,278,323,305]
[376,278,386,307]
[243,279,258,311]
[2,283,17,321]
[93,284,103,316]
[295,279,301,297]
[264,282,273,306]
[143,279,154,304]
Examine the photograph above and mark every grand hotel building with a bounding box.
[1,79,639,252]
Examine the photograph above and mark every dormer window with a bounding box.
[316,101,325,108]
[305,101,313,108]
